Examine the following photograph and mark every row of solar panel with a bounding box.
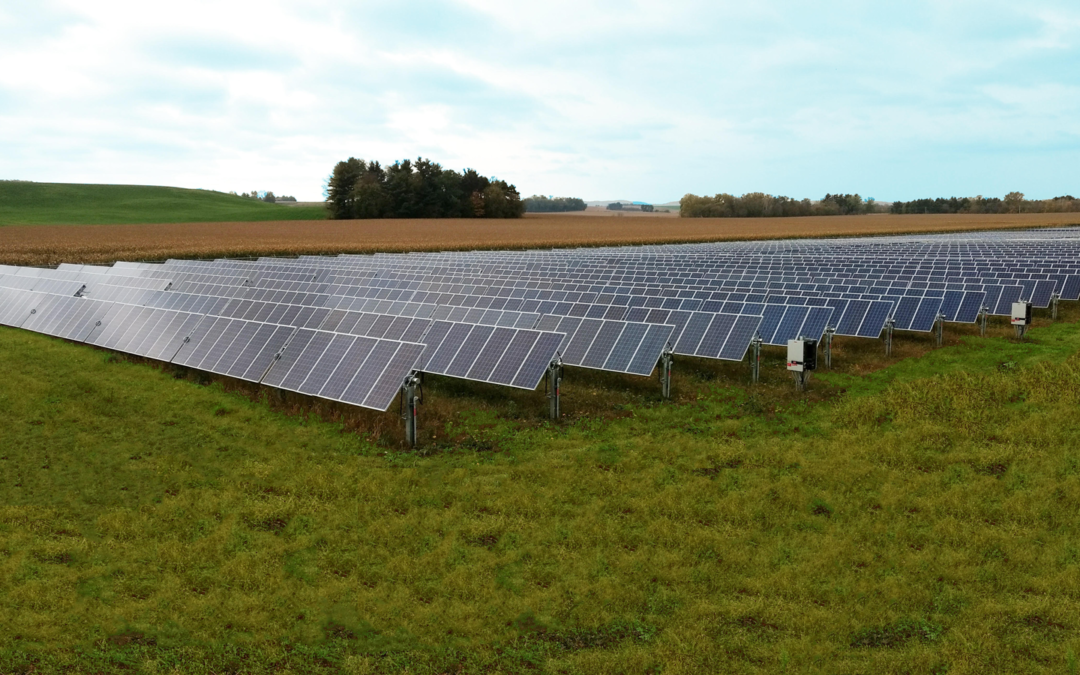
[150,251,1080,287]
[49,256,1070,325]
[149,259,1069,318]
[0,289,422,411]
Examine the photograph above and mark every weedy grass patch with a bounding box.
[2,307,1080,673]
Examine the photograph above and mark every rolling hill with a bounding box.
[0,181,327,226]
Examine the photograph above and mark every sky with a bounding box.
[1,1,1078,203]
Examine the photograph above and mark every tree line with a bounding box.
[523,195,586,212]
[890,193,1080,215]
[680,192,878,218]
[326,157,524,219]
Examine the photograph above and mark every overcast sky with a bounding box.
[1,1,1078,202]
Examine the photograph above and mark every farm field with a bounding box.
[2,212,1080,266]
[0,182,327,227]
[3,300,1080,673]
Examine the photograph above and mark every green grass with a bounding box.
[3,316,1080,673]
[0,182,327,225]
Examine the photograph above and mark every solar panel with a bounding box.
[857,301,893,338]
[954,291,985,323]
[909,297,944,331]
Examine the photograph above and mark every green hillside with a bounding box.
[2,310,1080,673]
[0,182,327,226]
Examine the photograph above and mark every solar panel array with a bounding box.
[2,227,1079,413]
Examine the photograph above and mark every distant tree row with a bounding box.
[326,157,524,219]
[230,191,296,203]
[890,193,1080,215]
[607,203,655,212]
[680,193,879,218]
[523,195,586,212]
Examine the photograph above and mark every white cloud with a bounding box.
[0,0,1077,201]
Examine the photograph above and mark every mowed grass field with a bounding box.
[0,182,327,227]
[2,212,1080,266]
[4,299,1080,673]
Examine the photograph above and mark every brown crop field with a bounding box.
[2,212,1079,266]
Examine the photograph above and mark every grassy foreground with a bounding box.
[0,182,327,226]
[3,316,1080,673]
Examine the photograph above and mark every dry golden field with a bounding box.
[2,212,1079,266]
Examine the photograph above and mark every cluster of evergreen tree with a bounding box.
[890,193,1080,215]
[523,195,586,212]
[680,192,878,218]
[326,157,524,219]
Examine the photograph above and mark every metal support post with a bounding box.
[979,306,988,337]
[545,358,562,420]
[793,371,809,392]
[750,335,763,384]
[1052,292,1060,321]
[935,313,944,347]
[659,346,674,400]
[1014,324,1027,340]
[883,319,894,357]
[401,372,421,448]
[823,327,835,369]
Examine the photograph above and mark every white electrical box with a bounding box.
[786,338,817,372]
[1011,301,1032,326]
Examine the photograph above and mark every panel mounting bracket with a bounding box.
[401,371,422,448]
[823,326,836,368]
[659,345,674,400]
[750,335,763,384]
[545,356,562,420]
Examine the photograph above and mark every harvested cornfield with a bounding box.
[2,212,1079,266]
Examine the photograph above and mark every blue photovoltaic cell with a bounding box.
[1061,276,1080,301]
[674,312,712,354]
[363,342,425,411]
[444,324,495,377]
[425,323,473,374]
[696,314,736,358]
[993,286,1022,315]
[771,306,809,345]
[417,321,454,369]
[909,297,943,331]
[261,329,316,387]
[278,330,334,391]
[316,336,378,400]
[562,319,603,364]
[467,327,515,381]
[954,291,984,323]
[717,314,763,361]
[799,307,833,342]
[857,301,893,338]
[626,324,675,375]
[756,305,788,343]
[939,291,964,321]
[296,333,355,395]
[981,285,1004,315]
[581,321,625,368]
[603,322,649,372]
[512,331,566,389]
[339,340,400,406]
[1030,280,1056,308]
[835,300,870,336]
[489,330,540,384]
